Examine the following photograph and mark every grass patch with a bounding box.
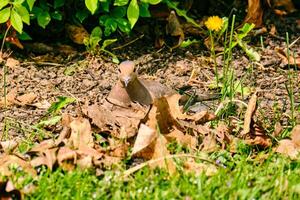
[25,152,300,200]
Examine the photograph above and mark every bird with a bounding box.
[107,61,174,106]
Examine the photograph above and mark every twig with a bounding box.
[20,61,64,67]
[123,154,214,178]
[112,34,144,51]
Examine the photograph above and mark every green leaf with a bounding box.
[15,5,30,25]
[139,2,150,17]
[100,1,110,12]
[105,18,117,33]
[51,10,63,20]
[112,6,126,18]
[127,0,139,29]
[141,0,161,5]
[91,26,102,38]
[76,9,89,23]
[114,0,129,6]
[116,18,130,33]
[26,0,36,11]
[0,7,11,24]
[47,96,75,114]
[36,115,62,128]
[54,0,65,9]
[37,10,51,28]
[0,0,9,10]
[17,31,32,40]
[13,0,25,5]
[180,39,199,48]
[10,9,23,33]
[101,38,117,49]
[85,0,98,14]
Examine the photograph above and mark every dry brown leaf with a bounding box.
[77,156,93,169]
[245,123,272,148]
[275,139,299,159]
[242,92,257,136]
[0,140,18,153]
[29,139,56,153]
[184,158,217,176]
[132,124,157,155]
[244,0,263,27]
[65,24,90,45]
[164,129,197,149]
[100,155,122,168]
[272,122,283,137]
[30,100,51,109]
[30,148,57,170]
[57,147,77,171]
[215,122,232,149]
[166,11,184,49]
[276,47,300,67]
[84,104,145,139]
[166,94,215,123]
[5,57,20,68]
[291,125,300,147]
[0,89,17,108]
[69,117,94,149]
[15,93,37,106]
[201,134,218,152]
[0,155,36,177]
[110,143,129,158]
[151,134,176,173]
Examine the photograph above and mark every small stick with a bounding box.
[112,34,144,50]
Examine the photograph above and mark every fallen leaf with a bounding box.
[244,0,263,27]
[275,139,299,159]
[132,124,157,156]
[0,89,17,108]
[184,158,217,176]
[214,122,232,149]
[57,147,77,171]
[15,93,37,106]
[291,125,300,147]
[164,129,197,149]
[201,134,218,152]
[5,57,20,68]
[30,148,57,170]
[69,117,94,149]
[166,11,184,50]
[242,92,257,136]
[272,122,283,137]
[0,155,36,177]
[276,47,300,67]
[0,140,18,153]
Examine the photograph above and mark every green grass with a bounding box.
[24,151,300,200]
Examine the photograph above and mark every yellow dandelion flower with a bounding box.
[205,16,223,32]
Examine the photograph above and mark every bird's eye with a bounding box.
[118,68,121,73]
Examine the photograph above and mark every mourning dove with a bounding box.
[107,61,174,106]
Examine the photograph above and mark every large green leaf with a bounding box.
[54,0,65,9]
[0,7,11,24]
[0,0,9,10]
[11,9,23,33]
[15,5,30,25]
[26,0,36,11]
[141,0,161,5]
[127,0,139,29]
[85,0,98,14]
[37,10,51,28]
[114,0,129,6]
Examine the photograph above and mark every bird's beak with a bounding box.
[123,76,131,87]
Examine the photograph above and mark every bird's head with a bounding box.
[119,60,137,87]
